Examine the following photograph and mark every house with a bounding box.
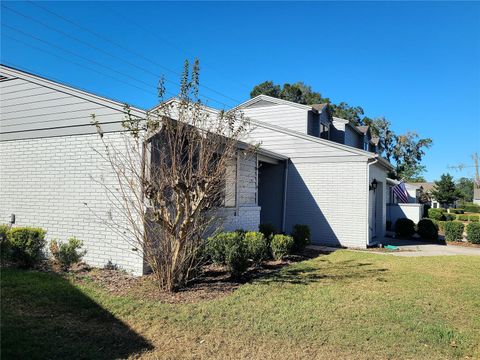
[0,65,393,275]
[386,179,426,225]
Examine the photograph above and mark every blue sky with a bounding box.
[1,1,479,181]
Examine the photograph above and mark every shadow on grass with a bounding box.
[1,268,153,360]
[257,259,389,285]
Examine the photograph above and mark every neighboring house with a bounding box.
[0,65,393,275]
[386,179,426,225]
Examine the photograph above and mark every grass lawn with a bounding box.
[2,250,479,359]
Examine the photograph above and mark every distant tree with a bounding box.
[456,177,474,202]
[329,102,365,125]
[249,81,432,180]
[250,81,281,98]
[430,174,460,208]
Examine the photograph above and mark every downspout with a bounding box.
[366,157,378,247]
[281,159,289,233]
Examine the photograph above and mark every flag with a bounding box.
[392,181,409,203]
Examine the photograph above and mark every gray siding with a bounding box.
[242,104,309,134]
[344,126,363,149]
[0,68,144,141]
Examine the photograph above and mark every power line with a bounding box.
[2,30,160,98]
[27,0,244,104]
[2,3,235,108]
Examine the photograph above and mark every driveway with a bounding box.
[378,238,480,257]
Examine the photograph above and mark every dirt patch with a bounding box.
[72,249,328,304]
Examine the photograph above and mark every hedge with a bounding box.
[417,219,438,241]
[464,203,480,213]
[469,215,480,222]
[271,234,294,260]
[466,223,480,244]
[428,209,445,221]
[444,222,464,242]
[444,213,456,221]
[457,214,469,221]
[395,218,415,238]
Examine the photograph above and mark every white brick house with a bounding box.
[0,65,392,274]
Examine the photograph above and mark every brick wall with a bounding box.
[0,133,145,275]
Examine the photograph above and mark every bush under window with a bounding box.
[395,218,415,238]
[444,221,464,242]
[466,223,480,244]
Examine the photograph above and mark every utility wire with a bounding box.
[28,0,244,103]
[2,4,232,108]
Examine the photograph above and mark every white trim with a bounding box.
[234,94,313,111]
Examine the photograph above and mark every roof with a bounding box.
[235,94,329,113]
[407,182,435,192]
[356,126,369,134]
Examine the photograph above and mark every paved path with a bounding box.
[375,238,480,257]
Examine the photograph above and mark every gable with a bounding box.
[0,65,145,141]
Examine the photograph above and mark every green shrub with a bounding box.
[206,232,242,264]
[464,203,480,213]
[291,224,311,251]
[0,224,11,260]
[469,215,480,222]
[417,219,438,241]
[243,231,268,264]
[270,234,294,260]
[428,209,445,221]
[258,223,276,240]
[444,213,456,221]
[9,227,46,268]
[225,241,249,277]
[457,214,468,221]
[444,221,464,242]
[49,237,86,271]
[395,218,415,238]
[448,208,464,214]
[432,220,446,234]
[466,223,480,244]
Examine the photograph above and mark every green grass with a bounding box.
[2,251,480,359]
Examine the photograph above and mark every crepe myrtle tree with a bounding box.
[91,60,254,291]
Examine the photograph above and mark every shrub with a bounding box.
[291,224,311,251]
[270,234,294,260]
[417,219,438,241]
[466,223,480,244]
[444,221,464,242]
[395,218,415,238]
[428,209,445,221]
[448,208,464,214]
[432,220,446,234]
[456,214,468,221]
[50,237,86,271]
[465,203,480,213]
[258,223,276,241]
[0,224,11,260]
[444,213,456,221]
[243,231,268,264]
[206,232,241,264]
[9,227,46,268]
[469,215,480,222]
[224,241,249,277]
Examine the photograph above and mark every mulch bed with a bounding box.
[446,241,480,248]
[71,247,330,304]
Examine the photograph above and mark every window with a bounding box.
[320,123,329,140]
[224,159,237,207]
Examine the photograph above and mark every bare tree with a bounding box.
[91,60,253,291]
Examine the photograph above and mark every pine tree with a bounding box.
[430,173,460,208]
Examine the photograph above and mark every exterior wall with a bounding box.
[242,103,309,134]
[369,162,388,243]
[0,133,145,275]
[344,126,362,149]
[221,152,260,232]
[330,119,346,144]
[285,160,369,248]
[387,203,423,225]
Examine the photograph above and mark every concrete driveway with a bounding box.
[378,238,480,257]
